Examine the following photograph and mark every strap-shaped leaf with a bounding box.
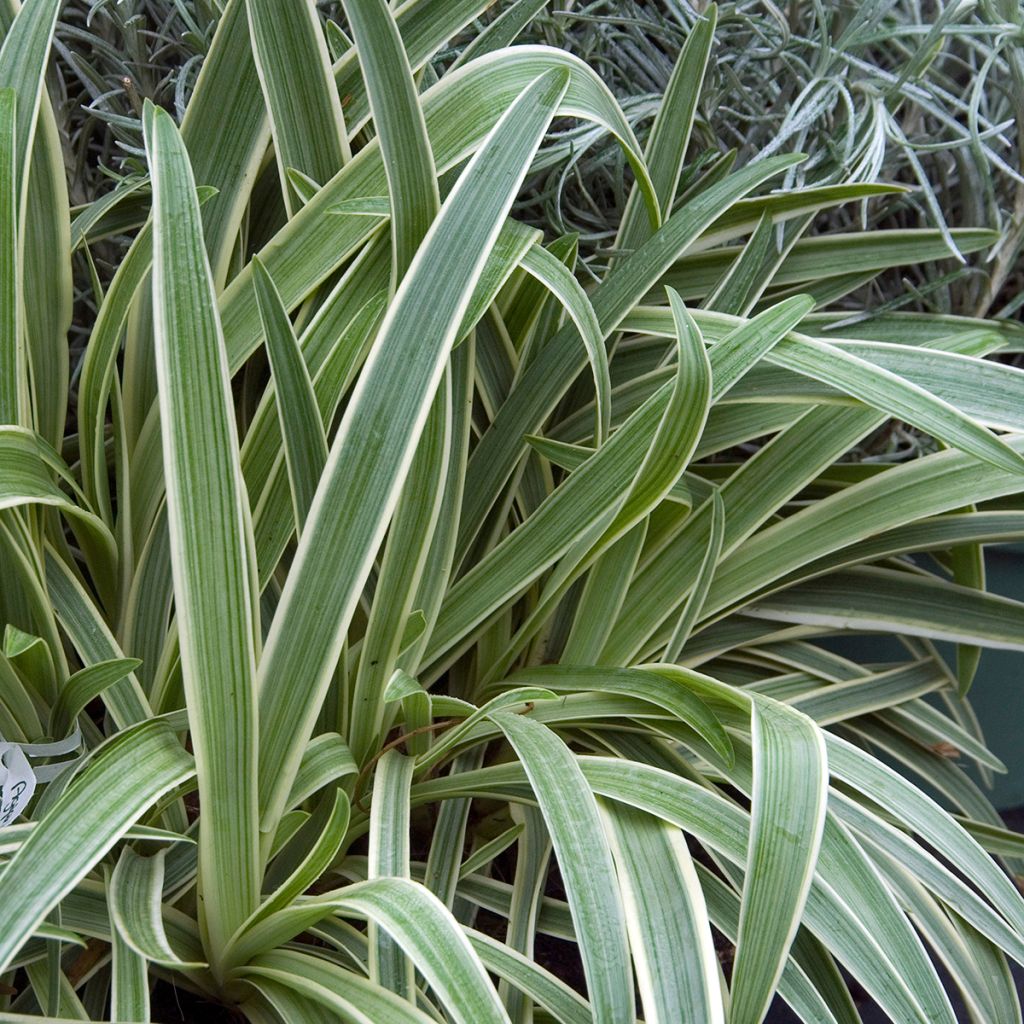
[0,87,21,426]
[333,0,498,132]
[603,408,885,663]
[423,747,485,909]
[256,69,571,830]
[825,340,1024,433]
[399,341,475,679]
[629,303,1024,473]
[0,719,194,972]
[414,688,556,776]
[109,847,206,969]
[704,436,1024,620]
[508,230,578,359]
[776,333,1024,474]
[250,287,388,585]
[242,239,387,495]
[828,733,1024,938]
[726,730,957,1024]
[490,711,634,1024]
[0,0,59,196]
[0,428,115,574]
[385,669,432,758]
[816,815,956,1024]
[698,182,902,250]
[708,295,815,399]
[616,3,717,250]
[347,380,450,767]
[746,565,1024,650]
[451,0,549,70]
[664,227,996,300]
[145,101,261,957]
[459,824,525,881]
[44,549,151,729]
[869,845,1018,1024]
[0,646,40,738]
[168,0,264,285]
[602,801,723,1024]
[695,864,857,1024]
[665,490,724,660]
[49,658,141,738]
[462,289,711,683]
[537,293,812,469]
[706,211,781,315]
[251,257,327,533]
[245,225,532,592]
[790,661,946,725]
[570,755,934,1023]
[418,752,941,1022]
[0,0,67,443]
[110,908,149,1023]
[368,751,415,1000]
[4,625,53,697]
[243,948,441,1024]
[342,0,438,283]
[560,519,648,664]
[285,732,357,810]
[78,220,155,521]
[833,790,1024,966]
[730,698,828,1024]
[246,0,349,215]
[503,665,731,765]
[520,242,609,443]
[467,928,593,1024]
[648,311,1023,432]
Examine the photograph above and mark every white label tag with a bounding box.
[0,728,82,827]
[0,743,36,829]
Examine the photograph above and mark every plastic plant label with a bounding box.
[0,742,36,829]
[0,727,82,827]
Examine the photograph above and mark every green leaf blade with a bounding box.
[246,0,349,214]
[342,0,439,283]
[491,711,635,1024]
[251,257,328,532]
[730,699,828,1024]
[145,101,261,965]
